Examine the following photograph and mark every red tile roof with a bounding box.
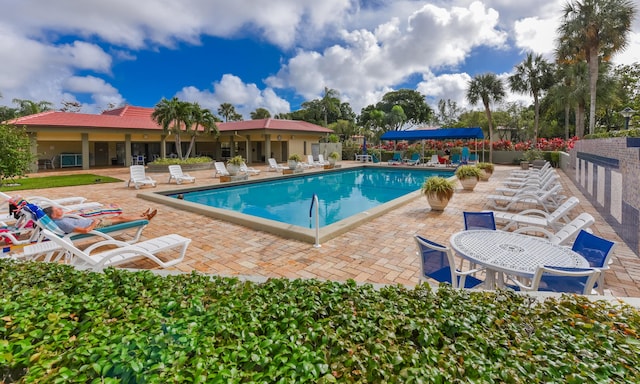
[8,106,333,134]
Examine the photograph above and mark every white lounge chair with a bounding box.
[486,184,565,212]
[510,161,551,177]
[512,212,595,246]
[495,175,559,196]
[267,158,286,172]
[492,196,580,231]
[305,155,320,168]
[168,165,195,184]
[127,165,157,189]
[502,171,558,188]
[317,154,330,165]
[26,195,87,205]
[22,229,191,272]
[240,162,261,175]
[504,168,556,183]
[27,196,103,212]
[33,203,148,244]
[213,162,229,177]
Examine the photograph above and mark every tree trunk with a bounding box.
[184,136,196,159]
[587,50,599,135]
[175,135,184,160]
[484,103,493,163]
[575,102,586,138]
[564,104,570,140]
[533,93,540,144]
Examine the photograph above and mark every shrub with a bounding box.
[455,165,481,180]
[227,155,244,166]
[421,176,456,201]
[150,156,212,165]
[328,151,340,160]
[288,153,302,162]
[2,261,639,382]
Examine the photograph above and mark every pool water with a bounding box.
[175,168,453,228]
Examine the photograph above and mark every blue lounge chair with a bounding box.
[403,153,420,166]
[388,152,402,165]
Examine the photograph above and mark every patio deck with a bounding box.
[9,161,640,298]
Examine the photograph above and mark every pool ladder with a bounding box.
[309,194,321,248]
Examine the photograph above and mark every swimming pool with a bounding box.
[176,168,452,227]
[142,166,455,244]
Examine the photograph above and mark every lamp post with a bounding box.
[620,107,636,130]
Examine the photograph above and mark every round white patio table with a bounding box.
[449,230,589,287]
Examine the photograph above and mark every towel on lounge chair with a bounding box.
[69,204,123,217]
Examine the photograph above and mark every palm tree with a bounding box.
[12,99,54,116]
[557,0,636,135]
[250,108,271,120]
[217,103,237,122]
[508,53,555,143]
[466,73,505,162]
[321,87,341,126]
[152,97,190,160]
[184,103,219,159]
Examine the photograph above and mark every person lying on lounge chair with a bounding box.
[43,206,157,234]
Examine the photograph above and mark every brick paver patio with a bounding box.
[11,162,640,298]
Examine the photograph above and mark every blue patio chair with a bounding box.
[463,211,496,231]
[414,235,484,289]
[509,266,601,295]
[388,152,402,165]
[462,211,496,270]
[571,230,616,294]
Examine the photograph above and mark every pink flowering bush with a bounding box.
[376,137,579,153]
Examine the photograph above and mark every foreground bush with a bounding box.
[1,260,639,383]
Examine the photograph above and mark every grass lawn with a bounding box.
[0,174,122,191]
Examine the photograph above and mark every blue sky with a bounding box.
[1,0,638,119]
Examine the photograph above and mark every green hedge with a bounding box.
[1,260,639,383]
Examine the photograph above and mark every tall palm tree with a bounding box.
[508,53,555,143]
[557,0,636,135]
[217,103,237,122]
[466,73,505,162]
[152,97,190,160]
[320,87,341,127]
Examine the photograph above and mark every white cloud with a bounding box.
[267,1,508,112]
[176,74,290,118]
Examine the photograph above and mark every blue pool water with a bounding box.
[174,168,453,228]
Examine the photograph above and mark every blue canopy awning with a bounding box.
[380,127,484,141]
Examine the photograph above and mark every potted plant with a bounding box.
[227,155,244,176]
[421,176,456,211]
[476,162,495,181]
[288,154,302,170]
[455,165,481,191]
[328,151,340,166]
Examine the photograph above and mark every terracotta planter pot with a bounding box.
[425,194,450,211]
[459,177,478,191]
[479,170,492,181]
